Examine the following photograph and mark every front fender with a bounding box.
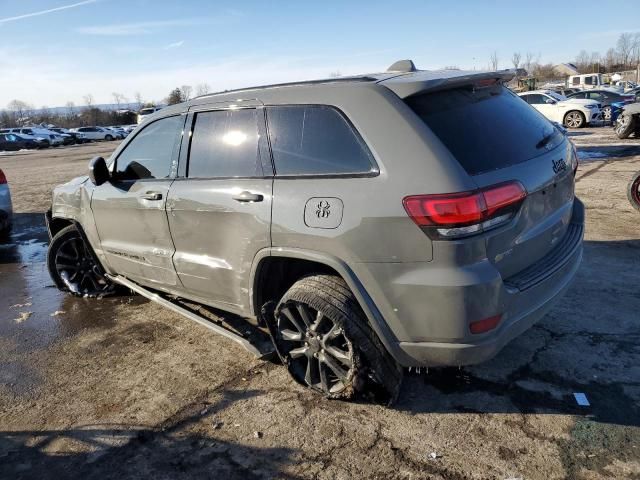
[49,176,113,274]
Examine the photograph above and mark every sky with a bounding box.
[1,0,638,108]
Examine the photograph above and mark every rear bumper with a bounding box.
[398,243,581,366]
[363,198,585,367]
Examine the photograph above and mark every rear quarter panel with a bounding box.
[266,83,476,264]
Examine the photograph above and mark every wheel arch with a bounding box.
[46,211,107,273]
[250,248,406,364]
[46,210,75,240]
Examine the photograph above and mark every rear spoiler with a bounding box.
[378,69,516,99]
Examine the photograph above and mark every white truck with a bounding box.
[567,73,605,90]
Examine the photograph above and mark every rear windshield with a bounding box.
[406,84,562,175]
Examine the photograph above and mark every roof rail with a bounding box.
[193,76,376,101]
[387,59,417,73]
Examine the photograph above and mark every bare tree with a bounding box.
[7,99,31,125]
[83,94,94,108]
[134,92,143,109]
[511,52,521,70]
[112,92,126,108]
[604,48,617,72]
[629,32,640,66]
[575,50,590,72]
[180,85,193,102]
[589,51,602,72]
[489,51,499,71]
[195,83,211,96]
[65,101,76,118]
[617,33,635,68]
[523,52,535,74]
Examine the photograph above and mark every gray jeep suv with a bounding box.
[46,61,584,402]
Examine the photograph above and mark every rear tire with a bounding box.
[564,111,585,128]
[105,134,114,141]
[627,171,640,212]
[602,106,612,122]
[273,274,403,404]
[615,113,636,139]
[47,224,114,297]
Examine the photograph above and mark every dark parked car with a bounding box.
[550,87,579,97]
[49,128,87,145]
[0,133,39,151]
[567,89,635,121]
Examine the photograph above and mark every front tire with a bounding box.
[105,134,114,141]
[627,171,640,212]
[564,110,585,128]
[47,224,114,297]
[602,106,612,122]
[615,114,636,139]
[273,275,403,404]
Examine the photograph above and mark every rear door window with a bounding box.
[266,105,376,176]
[526,94,546,104]
[406,84,562,175]
[187,108,263,178]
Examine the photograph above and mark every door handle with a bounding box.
[140,191,163,201]
[232,191,263,203]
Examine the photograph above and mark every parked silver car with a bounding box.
[46,62,584,402]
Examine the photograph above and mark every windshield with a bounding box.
[139,109,155,115]
[406,84,564,175]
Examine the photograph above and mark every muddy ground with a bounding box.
[0,130,639,479]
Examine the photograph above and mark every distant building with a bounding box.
[553,63,579,77]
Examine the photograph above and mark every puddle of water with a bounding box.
[577,145,640,163]
[578,151,609,160]
[0,213,147,354]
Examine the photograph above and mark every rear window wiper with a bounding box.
[536,131,557,149]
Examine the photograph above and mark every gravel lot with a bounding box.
[1,130,639,480]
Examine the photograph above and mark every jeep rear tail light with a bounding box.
[403,181,526,239]
[0,169,6,185]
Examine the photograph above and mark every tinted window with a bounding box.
[266,105,375,176]
[407,84,562,175]
[115,115,183,180]
[570,92,586,99]
[526,94,546,104]
[585,77,593,85]
[572,77,580,85]
[188,109,262,178]
[588,92,603,101]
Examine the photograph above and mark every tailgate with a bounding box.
[473,140,576,278]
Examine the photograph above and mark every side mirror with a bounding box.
[545,98,556,105]
[88,156,110,186]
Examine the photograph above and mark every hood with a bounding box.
[62,175,89,187]
[622,103,640,114]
